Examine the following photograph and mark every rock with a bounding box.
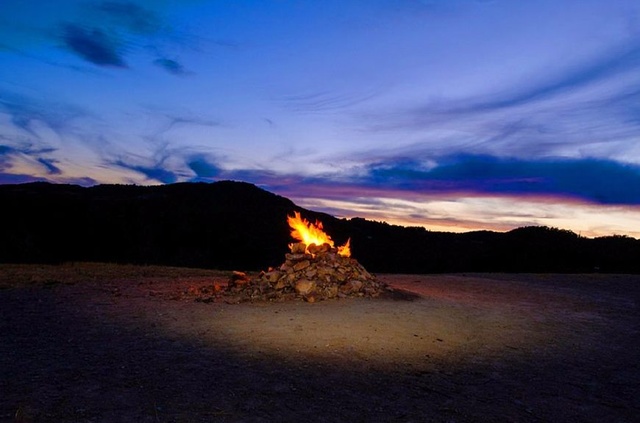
[293,260,311,271]
[228,271,250,288]
[294,279,316,296]
[349,280,364,292]
[334,272,347,282]
[264,271,281,283]
[286,253,308,261]
[280,263,293,273]
[323,285,339,299]
[290,242,307,254]
[308,243,330,255]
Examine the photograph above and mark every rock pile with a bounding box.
[220,242,388,303]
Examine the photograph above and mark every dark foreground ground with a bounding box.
[1,264,639,422]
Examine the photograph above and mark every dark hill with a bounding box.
[2,181,301,270]
[1,181,639,273]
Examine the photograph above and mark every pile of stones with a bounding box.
[209,242,389,303]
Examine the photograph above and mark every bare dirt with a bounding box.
[1,264,639,422]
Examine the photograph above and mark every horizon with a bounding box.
[2,1,640,239]
[7,178,639,240]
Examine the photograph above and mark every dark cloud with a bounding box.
[361,154,640,205]
[36,158,62,175]
[0,143,56,158]
[61,23,126,67]
[88,2,197,74]
[0,145,16,171]
[65,176,100,186]
[0,173,46,184]
[113,159,177,183]
[0,142,58,170]
[187,156,220,180]
[181,156,298,187]
[0,172,96,186]
[182,154,292,185]
[153,58,187,75]
[0,145,14,155]
[0,144,67,183]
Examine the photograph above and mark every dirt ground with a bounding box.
[1,263,639,422]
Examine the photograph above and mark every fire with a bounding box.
[337,238,351,257]
[287,211,351,257]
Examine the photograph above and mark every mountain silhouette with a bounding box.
[1,181,639,273]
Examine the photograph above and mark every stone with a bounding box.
[293,260,311,271]
[334,272,347,282]
[286,253,308,261]
[294,279,316,296]
[340,279,363,294]
[264,271,281,283]
[308,243,331,255]
[274,279,286,290]
[228,271,250,288]
[290,242,307,254]
[324,285,339,299]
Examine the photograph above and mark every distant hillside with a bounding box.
[1,181,639,273]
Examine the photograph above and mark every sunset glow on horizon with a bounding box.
[2,0,640,238]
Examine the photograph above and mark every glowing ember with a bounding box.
[287,211,351,257]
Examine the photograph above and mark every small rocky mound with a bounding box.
[196,242,389,303]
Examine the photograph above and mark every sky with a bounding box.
[2,0,640,238]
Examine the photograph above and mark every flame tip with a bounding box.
[287,211,350,257]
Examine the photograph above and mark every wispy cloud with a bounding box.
[445,39,640,115]
[363,36,640,162]
[1,129,59,179]
[0,141,95,185]
[0,89,89,136]
[278,88,381,114]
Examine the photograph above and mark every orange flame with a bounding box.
[287,211,351,257]
[337,238,351,257]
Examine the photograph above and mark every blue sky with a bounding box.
[2,0,640,238]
